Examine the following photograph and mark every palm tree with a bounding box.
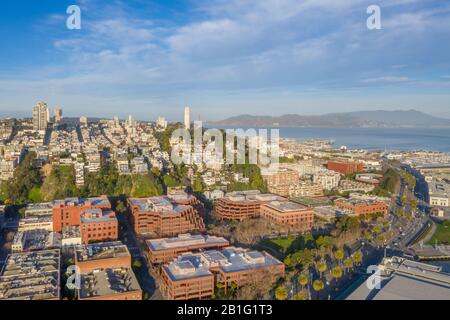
[298,274,309,291]
[352,251,363,266]
[293,292,307,300]
[316,260,327,278]
[331,266,343,285]
[312,280,325,299]
[344,258,353,274]
[275,286,288,300]
[334,249,344,265]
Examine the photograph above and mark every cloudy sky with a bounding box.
[0,0,449,121]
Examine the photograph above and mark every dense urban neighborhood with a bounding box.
[0,103,450,300]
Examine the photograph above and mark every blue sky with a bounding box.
[0,0,450,121]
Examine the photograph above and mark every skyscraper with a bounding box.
[54,108,63,123]
[32,102,49,131]
[184,106,191,130]
[80,116,88,127]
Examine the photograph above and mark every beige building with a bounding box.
[32,101,49,131]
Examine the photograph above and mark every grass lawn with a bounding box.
[426,221,450,245]
[259,236,296,258]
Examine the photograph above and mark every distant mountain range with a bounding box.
[209,110,450,128]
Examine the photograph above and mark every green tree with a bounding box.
[352,251,363,266]
[293,292,307,300]
[344,258,354,274]
[334,249,345,265]
[331,266,343,285]
[312,280,325,299]
[298,274,309,290]
[316,260,327,278]
[275,286,288,301]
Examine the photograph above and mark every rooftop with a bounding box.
[147,233,229,251]
[79,268,141,299]
[80,209,117,223]
[0,250,60,300]
[129,196,191,215]
[429,179,450,198]
[75,241,130,262]
[53,196,110,208]
[224,190,286,203]
[346,257,450,300]
[164,247,283,281]
[263,200,310,213]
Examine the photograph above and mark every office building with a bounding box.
[160,247,284,300]
[147,234,229,264]
[74,242,142,300]
[80,209,118,244]
[52,196,112,232]
[127,196,205,237]
[32,101,49,131]
[327,160,364,175]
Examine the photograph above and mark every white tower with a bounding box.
[184,106,191,130]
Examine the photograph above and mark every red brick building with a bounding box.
[146,234,229,264]
[335,198,389,218]
[260,201,314,231]
[127,196,205,237]
[215,191,284,221]
[75,242,142,300]
[80,209,118,244]
[52,196,111,232]
[160,247,285,300]
[327,160,365,175]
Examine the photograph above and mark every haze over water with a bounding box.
[278,128,450,153]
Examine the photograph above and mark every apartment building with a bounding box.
[313,169,341,191]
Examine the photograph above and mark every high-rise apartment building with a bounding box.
[184,106,191,130]
[32,102,49,131]
[54,108,62,123]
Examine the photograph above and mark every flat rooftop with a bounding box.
[347,257,450,300]
[62,225,81,239]
[263,200,310,213]
[164,247,282,281]
[224,190,286,203]
[164,254,213,281]
[25,202,53,211]
[53,196,111,208]
[75,241,130,262]
[79,268,141,299]
[147,234,229,252]
[429,179,450,198]
[80,208,117,223]
[0,249,60,300]
[129,197,191,215]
